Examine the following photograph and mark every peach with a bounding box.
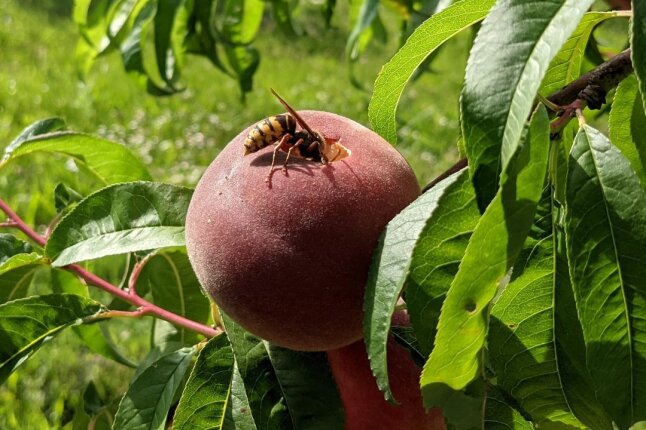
[326,328,445,429]
[185,110,419,350]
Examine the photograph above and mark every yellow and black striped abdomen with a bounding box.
[243,114,296,155]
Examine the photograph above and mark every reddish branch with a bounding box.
[0,197,220,339]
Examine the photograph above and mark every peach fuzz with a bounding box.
[185,111,419,350]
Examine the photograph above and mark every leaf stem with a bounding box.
[0,197,221,339]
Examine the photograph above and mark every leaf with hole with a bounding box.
[405,169,479,357]
[363,167,476,402]
[421,105,550,406]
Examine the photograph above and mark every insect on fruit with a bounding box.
[243,89,351,180]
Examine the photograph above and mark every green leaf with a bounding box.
[50,269,136,368]
[421,105,550,405]
[632,1,646,113]
[139,250,211,345]
[4,118,66,155]
[216,0,264,96]
[264,344,344,429]
[0,253,45,304]
[54,183,84,214]
[268,0,298,37]
[406,169,479,356]
[565,125,646,428]
[540,12,620,97]
[0,294,106,384]
[222,363,257,430]
[173,334,235,430]
[45,182,192,266]
[218,0,265,45]
[120,0,158,85]
[369,0,494,144]
[484,386,534,430]
[609,74,646,186]
[221,313,344,430]
[224,45,260,97]
[462,0,593,208]
[0,132,151,184]
[0,234,33,265]
[488,194,587,428]
[153,0,188,91]
[346,0,379,60]
[363,167,475,402]
[113,347,195,430]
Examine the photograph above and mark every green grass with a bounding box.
[0,1,465,428]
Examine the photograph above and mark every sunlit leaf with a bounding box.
[609,74,646,185]
[0,294,106,384]
[174,334,234,430]
[45,182,192,266]
[488,194,588,428]
[406,169,479,356]
[3,118,65,155]
[0,132,151,184]
[565,125,646,428]
[113,347,195,430]
[421,105,550,406]
[462,0,593,208]
[369,0,494,144]
[540,12,619,96]
[363,168,475,402]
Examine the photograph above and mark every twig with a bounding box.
[0,199,46,246]
[422,158,468,193]
[548,49,633,131]
[0,197,221,339]
[0,220,18,228]
[424,48,634,189]
[128,252,156,296]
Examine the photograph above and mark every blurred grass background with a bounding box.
[0,0,462,428]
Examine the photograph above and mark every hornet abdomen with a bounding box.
[243,114,296,155]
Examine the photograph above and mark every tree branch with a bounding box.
[0,198,221,339]
[423,48,636,191]
[548,49,633,108]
